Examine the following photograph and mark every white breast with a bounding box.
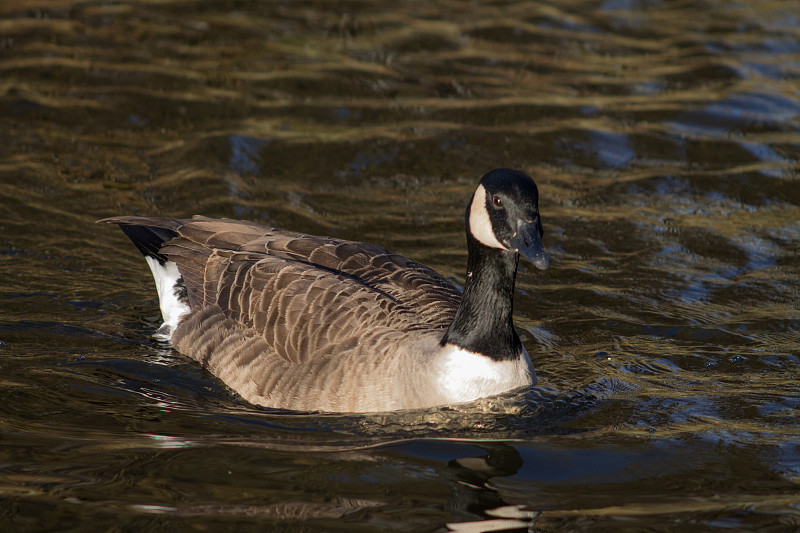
[434,343,536,404]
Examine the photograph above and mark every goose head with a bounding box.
[466,168,551,270]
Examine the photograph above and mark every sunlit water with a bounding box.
[1,0,799,530]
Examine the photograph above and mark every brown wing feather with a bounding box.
[141,217,462,365]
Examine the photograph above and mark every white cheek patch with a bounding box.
[468,184,507,250]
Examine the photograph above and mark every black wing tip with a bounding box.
[100,216,181,264]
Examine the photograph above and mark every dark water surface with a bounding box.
[2,0,800,531]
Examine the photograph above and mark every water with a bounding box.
[1,0,799,530]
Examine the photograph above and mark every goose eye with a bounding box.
[492,195,503,207]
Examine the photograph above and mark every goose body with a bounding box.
[102,169,550,413]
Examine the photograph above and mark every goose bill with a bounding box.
[509,219,551,270]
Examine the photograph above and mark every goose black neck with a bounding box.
[441,233,522,361]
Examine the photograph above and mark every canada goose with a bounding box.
[101,168,550,413]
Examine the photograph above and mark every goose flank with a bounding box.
[100,168,551,413]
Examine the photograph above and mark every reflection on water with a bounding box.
[1,0,799,530]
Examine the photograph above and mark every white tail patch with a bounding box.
[468,184,506,250]
[144,256,190,341]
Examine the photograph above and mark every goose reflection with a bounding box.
[444,443,538,533]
